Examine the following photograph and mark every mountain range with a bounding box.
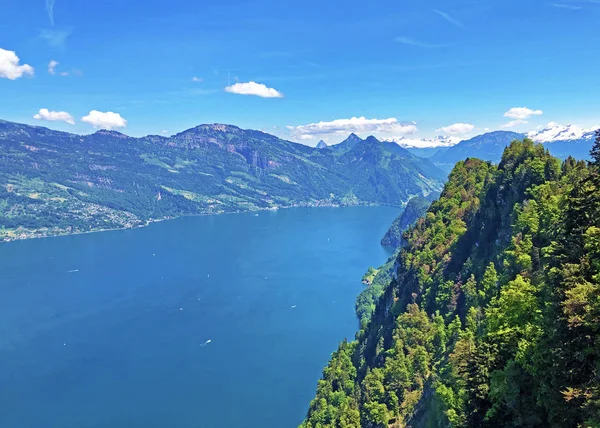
[0,120,444,241]
[2,118,596,241]
[428,123,597,172]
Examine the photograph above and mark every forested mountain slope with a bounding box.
[301,132,600,427]
[381,192,440,248]
[0,120,444,241]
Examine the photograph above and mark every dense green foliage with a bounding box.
[381,192,440,247]
[302,135,600,427]
[358,192,439,336]
[0,120,444,241]
[356,256,397,331]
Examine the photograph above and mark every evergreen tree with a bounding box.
[590,129,600,167]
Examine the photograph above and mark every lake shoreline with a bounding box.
[0,200,390,244]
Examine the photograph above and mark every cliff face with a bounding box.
[301,136,600,428]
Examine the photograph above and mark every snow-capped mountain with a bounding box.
[383,135,460,149]
[528,122,596,143]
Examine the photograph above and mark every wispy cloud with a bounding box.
[433,9,466,29]
[46,0,55,26]
[191,76,202,82]
[504,119,528,128]
[40,29,71,48]
[551,3,583,9]
[395,37,445,48]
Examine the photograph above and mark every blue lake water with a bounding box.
[0,206,399,428]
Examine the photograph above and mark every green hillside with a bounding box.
[0,120,444,241]
[301,132,600,427]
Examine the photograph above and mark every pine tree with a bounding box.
[590,129,600,167]
[479,262,498,305]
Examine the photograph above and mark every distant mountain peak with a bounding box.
[93,129,130,139]
[387,135,460,149]
[173,123,247,140]
[334,132,364,148]
[191,123,242,132]
[363,135,380,144]
[430,130,526,172]
[316,140,328,149]
[528,122,596,143]
[344,133,363,143]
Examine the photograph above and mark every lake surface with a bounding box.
[0,206,399,428]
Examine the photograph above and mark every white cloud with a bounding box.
[0,48,34,80]
[48,60,59,75]
[503,107,543,120]
[33,108,75,125]
[81,110,127,129]
[433,9,466,29]
[225,81,284,98]
[504,119,528,128]
[192,76,202,82]
[436,122,475,134]
[287,116,418,140]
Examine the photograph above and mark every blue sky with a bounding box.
[1,0,599,146]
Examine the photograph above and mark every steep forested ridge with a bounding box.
[0,120,444,241]
[357,192,440,332]
[301,133,600,427]
[381,192,440,248]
